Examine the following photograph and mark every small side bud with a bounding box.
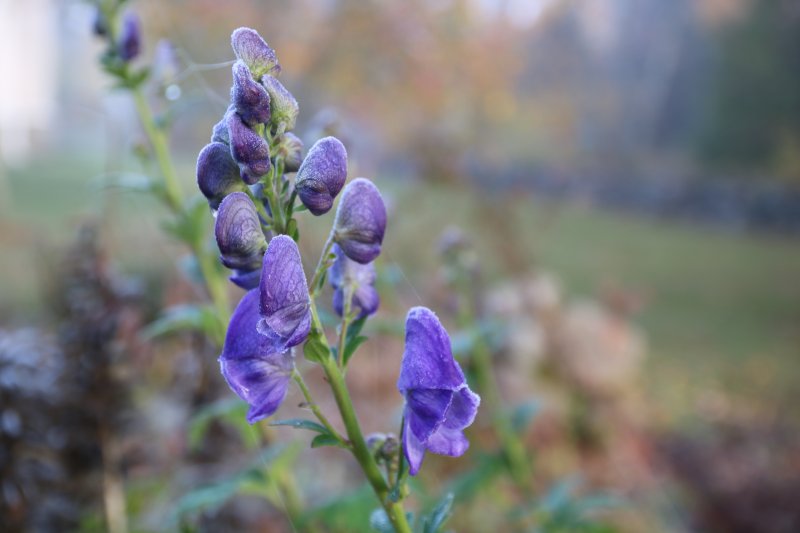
[227,112,271,183]
[295,137,347,216]
[262,75,299,132]
[231,61,271,126]
[118,11,142,62]
[231,27,281,78]
[214,192,267,271]
[196,142,245,209]
[277,133,304,172]
[333,178,387,264]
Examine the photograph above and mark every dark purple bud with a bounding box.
[227,112,271,183]
[257,235,311,352]
[230,267,261,290]
[277,133,304,173]
[231,27,281,78]
[333,178,387,264]
[197,142,245,209]
[219,290,293,423]
[231,61,271,127]
[295,137,347,216]
[329,244,379,319]
[118,11,141,62]
[215,192,267,271]
[398,307,480,476]
[261,75,299,131]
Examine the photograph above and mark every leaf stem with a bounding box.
[291,370,348,445]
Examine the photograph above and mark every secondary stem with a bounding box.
[291,370,347,445]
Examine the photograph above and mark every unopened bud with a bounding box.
[231,27,280,78]
[333,178,387,264]
[295,137,347,216]
[262,75,299,132]
[231,61,271,126]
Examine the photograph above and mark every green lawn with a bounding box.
[2,157,799,423]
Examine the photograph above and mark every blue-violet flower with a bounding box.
[214,192,267,271]
[329,244,379,319]
[231,27,281,78]
[197,142,245,209]
[231,60,271,127]
[295,136,348,216]
[227,111,271,184]
[333,178,387,264]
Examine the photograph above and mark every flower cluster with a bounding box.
[201,27,479,477]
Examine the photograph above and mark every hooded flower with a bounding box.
[227,111,271,183]
[211,108,232,145]
[219,290,293,423]
[197,142,245,209]
[257,235,311,352]
[261,75,299,131]
[231,60,271,127]
[295,137,348,216]
[333,178,387,264]
[214,192,266,271]
[329,244,379,319]
[231,27,281,78]
[118,11,141,62]
[397,307,480,476]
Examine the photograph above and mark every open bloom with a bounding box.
[257,235,311,352]
[333,178,387,264]
[295,136,347,216]
[219,290,293,423]
[329,244,379,319]
[397,307,480,476]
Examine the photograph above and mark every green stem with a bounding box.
[336,285,355,368]
[291,370,347,445]
[309,232,335,298]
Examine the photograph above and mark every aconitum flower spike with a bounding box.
[231,27,281,78]
[295,137,347,216]
[231,61,271,126]
[333,178,387,264]
[397,307,480,476]
[214,192,267,271]
[219,290,293,423]
[257,235,311,352]
[197,142,245,209]
[329,244,379,319]
[118,11,141,62]
[261,75,299,131]
[227,112,271,184]
[277,133,304,173]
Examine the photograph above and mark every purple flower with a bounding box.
[231,27,281,78]
[214,192,266,271]
[329,244,379,319]
[230,268,261,290]
[333,178,387,264]
[261,75,299,131]
[118,11,141,62]
[197,142,245,209]
[295,137,348,216]
[227,112,271,184]
[397,307,480,476]
[231,61,271,127]
[219,290,293,423]
[257,235,311,352]
[277,133,304,173]
[211,109,232,145]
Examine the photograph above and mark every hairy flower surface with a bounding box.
[118,11,141,62]
[231,61,271,127]
[197,142,245,208]
[295,137,347,216]
[231,27,280,78]
[329,244,379,318]
[258,235,311,351]
[214,192,266,271]
[261,75,299,131]
[398,307,480,475]
[227,112,271,183]
[219,290,293,423]
[333,178,387,264]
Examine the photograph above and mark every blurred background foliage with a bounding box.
[0,0,799,531]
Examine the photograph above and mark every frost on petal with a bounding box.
[295,137,347,216]
[231,27,280,78]
[261,75,299,131]
[397,307,464,392]
[219,290,293,423]
[257,235,311,351]
[227,112,271,182]
[214,192,266,270]
[333,178,387,264]
[277,132,304,173]
[197,142,244,208]
[231,60,271,126]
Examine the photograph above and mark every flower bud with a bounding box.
[231,61,271,127]
[277,133,304,172]
[211,110,231,145]
[215,192,267,271]
[197,142,245,209]
[118,11,141,62]
[227,112,271,184]
[261,75,299,131]
[294,137,347,216]
[333,178,387,264]
[231,27,281,78]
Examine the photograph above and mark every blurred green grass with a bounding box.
[2,154,799,424]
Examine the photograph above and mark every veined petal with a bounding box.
[403,411,427,476]
[397,307,464,392]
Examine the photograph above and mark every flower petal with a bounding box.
[333,178,387,264]
[397,307,465,392]
[403,411,427,476]
[405,388,453,442]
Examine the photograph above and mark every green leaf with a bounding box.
[270,418,330,434]
[141,304,225,345]
[310,434,346,449]
[303,331,330,364]
[342,315,369,366]
[422,493,454,533]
